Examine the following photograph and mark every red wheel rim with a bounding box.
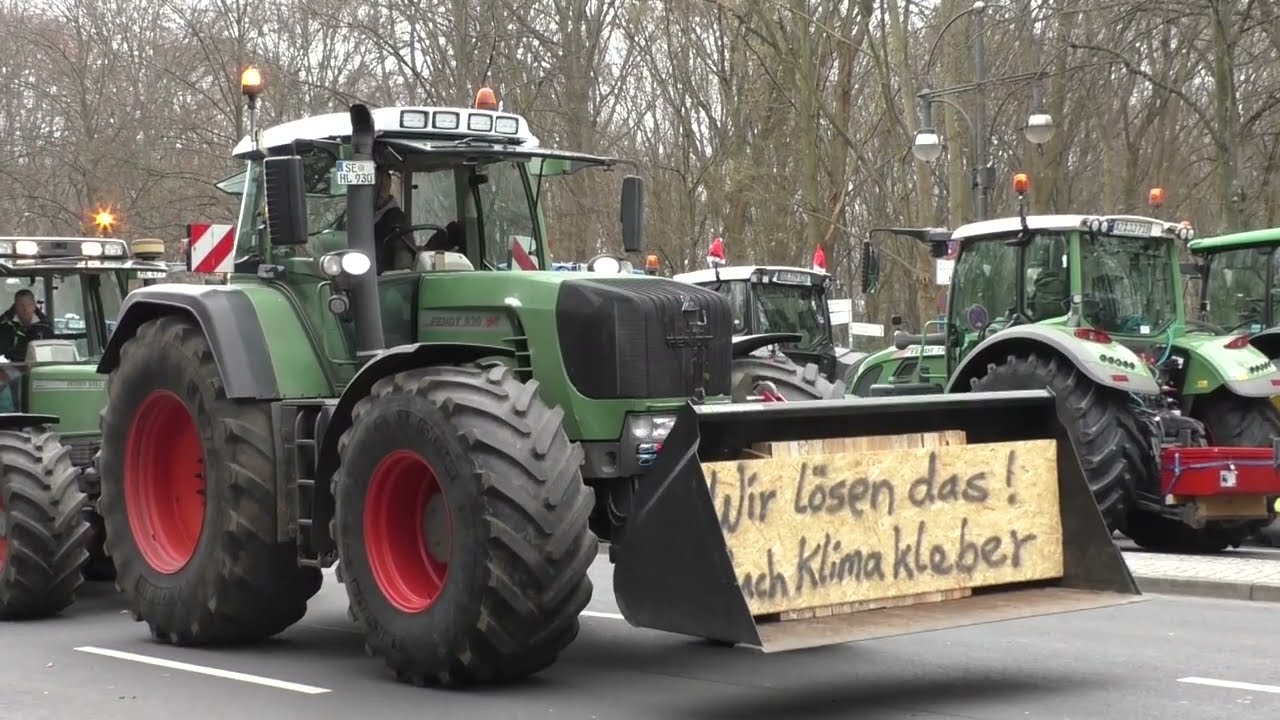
[364,450,450,613]
[124,390,206,574]
[0,494,9,573]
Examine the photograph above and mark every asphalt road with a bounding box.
[3,553,1279,720]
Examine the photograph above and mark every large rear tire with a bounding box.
[97,315,322,644]
[732,356,846,400]
[0,428,88,619]
[968,353,1147,534]
[333,363,596,687]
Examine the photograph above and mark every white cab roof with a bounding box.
[951,214,1183,240]
[674,265,827,284]
[232,106,539,158]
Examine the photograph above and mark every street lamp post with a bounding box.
[910,1,1056,221]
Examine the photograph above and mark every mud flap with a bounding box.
[611,389,1143,651]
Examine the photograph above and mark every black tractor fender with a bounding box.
[731,333,802,358]
[945,325,1162,396]
[97,284,280,399]
[315,342,519,480]
[1249,327,1280,361]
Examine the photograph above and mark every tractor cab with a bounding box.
[673,264,838,380]
[215,87,643,359]
[0,235,170,448]
[861,204,1196,380]
[1187,228,1280,336]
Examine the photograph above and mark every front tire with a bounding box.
[98,315,322,644]
[969,353,1147,534]
[732,356,846,400]
[333,363,597,687]
[0,428,88,619]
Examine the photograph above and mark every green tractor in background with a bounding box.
[671,260,849,399]
[858,175,1280,552]
[846,227,952,396]
[1185,226,1280,545]
[0,235,170,619]
[89,75,1142,687]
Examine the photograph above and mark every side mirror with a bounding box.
[620,175,644,254]
[264,156,308,246]
[860,240,881,294]
[1179,261,1203,277]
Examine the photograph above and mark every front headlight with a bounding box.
[626,414,677,441]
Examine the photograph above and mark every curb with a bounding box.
[1132,573,1280,603]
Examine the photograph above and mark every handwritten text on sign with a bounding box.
[703,440,1064,616]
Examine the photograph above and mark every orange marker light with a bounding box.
[645,254,659,272]
[1149,187,1165,208]
[93,209,115,231]
[474,86,498,110]
[1012,173,1030,195]
[240,66,263,97]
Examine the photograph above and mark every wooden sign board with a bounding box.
[703,435,1063,617]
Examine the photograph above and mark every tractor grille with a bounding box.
[555,276,733,400]
[66,438,99,468]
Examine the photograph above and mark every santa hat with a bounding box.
[812,244,827,273]
[707,235,726,267]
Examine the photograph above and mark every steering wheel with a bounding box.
[380,223,450,257]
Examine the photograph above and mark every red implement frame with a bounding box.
[1160,444,1280,496]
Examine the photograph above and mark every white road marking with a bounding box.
[1178,677,1280,695]
[74,646,332,695]
[582,610,625,620]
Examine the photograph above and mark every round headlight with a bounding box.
[341,251,372,276]
[81,241,104,256]
[319,253,343,278]
[589,256,622,274]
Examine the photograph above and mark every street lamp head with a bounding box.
[1024,112,1055,146]
[912,128,943,163]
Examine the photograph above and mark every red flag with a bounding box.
[812,244,827,273]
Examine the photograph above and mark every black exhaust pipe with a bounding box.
[346,104,386,363]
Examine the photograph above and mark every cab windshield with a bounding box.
[1203,245,1276,331]
[753,282,831,351]
[291,146,615,271]
[1079,233,1176,335]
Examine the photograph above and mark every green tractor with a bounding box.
[845,228,952,396]
[858,180,1280,553]
[92,76,1140,688]
[671,262,849,399]
[0,235,170,619]
[1185,226,1280,544]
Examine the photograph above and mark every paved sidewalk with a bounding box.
[1121,543,1280,602]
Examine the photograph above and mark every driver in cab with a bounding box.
[373,167,411,272]
[371,167,464,272]
[0,289,54,411]
[0,289,53,362]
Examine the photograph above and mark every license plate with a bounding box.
[335,160,376,186]
[1110,220,1152,237]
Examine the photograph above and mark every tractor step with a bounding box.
[273,399,339,568]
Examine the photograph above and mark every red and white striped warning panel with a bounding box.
[187,223,236,273]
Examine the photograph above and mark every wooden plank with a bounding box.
[704,433,1063,618]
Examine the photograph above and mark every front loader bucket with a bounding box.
[612,390,1142,652]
